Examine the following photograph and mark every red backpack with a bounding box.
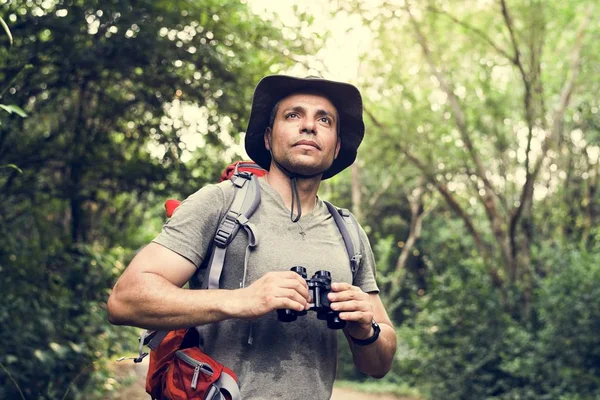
[119,162,265,400]
[145,328,240,400]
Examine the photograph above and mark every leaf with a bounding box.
[5,355,17,364]
[34,349,46,362]
[50,342,69,358]
[49,342,61,352]
[0,164,23,173]
[0,16,13,46]
[0,104,27,117]
[68,342,83,353]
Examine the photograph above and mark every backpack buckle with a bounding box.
[231,171,253,187]
[215,212,239,248]
[350,255,361,273]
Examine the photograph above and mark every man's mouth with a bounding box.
[294,140,320,149]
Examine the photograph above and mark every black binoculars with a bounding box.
[277,266,346,330]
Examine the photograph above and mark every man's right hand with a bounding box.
[228,271,310,319]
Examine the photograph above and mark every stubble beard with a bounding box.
[277,148,332,177]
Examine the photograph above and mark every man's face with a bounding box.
[264,93,341,176]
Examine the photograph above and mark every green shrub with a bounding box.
[395,249,600,400]
[530,249,600,398]
[0,242,136,399]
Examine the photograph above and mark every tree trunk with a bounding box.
[351,162,363,223]
[387,177,428,316]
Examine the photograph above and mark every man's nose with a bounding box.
[300,117,316,134]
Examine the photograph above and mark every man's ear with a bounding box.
[264,128,272,151]
[334,136,341,159]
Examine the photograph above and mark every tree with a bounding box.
[0,0,313,397]
[339,0,598,314]
[329,1,600,396]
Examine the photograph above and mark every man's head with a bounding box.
[245,75,365,180]
[264,92,341,177]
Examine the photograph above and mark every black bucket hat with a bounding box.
[245,75,365,180]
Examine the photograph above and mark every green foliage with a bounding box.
[0,0,300,224]
[335,379,422,398]
[2,0,598,398]
[0,104,26,117]
[0,241,137,399]
[0,15,12,46]
[526,249,600,398]
[329,0,599,397]
[394,247,600,400]
[0,0,312,397]
[398,259,512,399]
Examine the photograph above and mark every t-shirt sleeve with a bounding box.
[353,224,380,294]
[152,184,226,268]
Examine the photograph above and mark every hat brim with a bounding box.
[245,75,365,180]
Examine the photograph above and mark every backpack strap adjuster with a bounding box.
[350,255,361,274]
[230,171,253,187]
[237,170,252,179]
[339,208,351,217]
[214,211,239,248]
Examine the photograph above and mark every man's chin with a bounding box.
[285,159,331,177]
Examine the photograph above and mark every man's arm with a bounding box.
[107,242,310,330]
[329,284,397,378]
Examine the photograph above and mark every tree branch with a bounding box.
[499,0,529,79]
[500,0,536,177]
[427,6,513,61]
[510,4,594,242]
[351,163,363,223]
[367,104,506,285]
[405,4,501,205]
[364,104,490,262]
[395,176,427,272]
[368,175,393,208]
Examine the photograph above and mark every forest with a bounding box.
[1,0,599,399]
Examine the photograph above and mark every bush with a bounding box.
[393,248,600,400]
[0,242,136,399]
[398,258,513,399]
[528,249,600,399]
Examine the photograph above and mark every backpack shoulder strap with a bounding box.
[323,201,362,280]
[139,171,262,359]
[203,171,261,289]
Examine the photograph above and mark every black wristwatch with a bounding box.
[349,320,380,346]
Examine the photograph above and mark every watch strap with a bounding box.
[349,320,380,346]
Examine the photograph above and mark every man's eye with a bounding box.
[320,117,331,124]
[286,113,299,119]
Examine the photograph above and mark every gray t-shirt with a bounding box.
[153,178,379,400]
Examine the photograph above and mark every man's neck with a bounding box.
[263,167,321,215]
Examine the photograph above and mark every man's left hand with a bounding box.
[328,283,374,340]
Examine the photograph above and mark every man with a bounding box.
[107,75,397,399]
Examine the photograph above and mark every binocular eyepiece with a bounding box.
[277,266,346,330]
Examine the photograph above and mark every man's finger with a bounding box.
[264,291,307,312]
[330,300,366,312]
[331,282,360,292]
[338,311,372,324]
[273,287,310,308]
[278,278,310,296]
[328,289,368,302]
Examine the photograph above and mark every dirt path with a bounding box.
[110,358,416,400]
